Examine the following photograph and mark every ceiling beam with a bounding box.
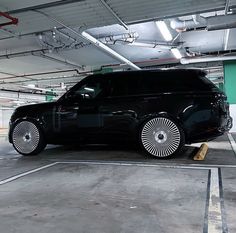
[99,0,128,30]
[225,0,231,14]
[35,54,83,70]
[7,0,85,15]
[0,47,84,70]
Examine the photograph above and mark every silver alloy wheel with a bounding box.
[141,117,181,157]
[12,121,40,154]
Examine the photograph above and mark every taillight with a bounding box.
[213,92,228,114]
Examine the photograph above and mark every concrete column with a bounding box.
[0,109,2,128]
[224,61,236,132]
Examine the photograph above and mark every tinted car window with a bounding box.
[108,73,142,97]
[68,76,108,99]
[140,70,215,94]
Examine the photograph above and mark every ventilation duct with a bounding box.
[171,14,236,31]
[207,14,236,31]
[181,55,236,64]
[170,15,206,31]
[99,32,139,44]
[170,18,195,32]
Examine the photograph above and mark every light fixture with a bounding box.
[156,21,173,41]
[171,48,182,59]
[27,84,35,88]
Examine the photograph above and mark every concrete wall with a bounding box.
[230,104,236,132]
[0,109,14,129]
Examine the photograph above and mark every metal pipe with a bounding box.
[82,31,141,70]
[0,12,18,27]
[99,0,129,30]
[0,69,79,80]
[181,55,236,64]
[34,10,85,40]
[0,47,83,69]
[54,28,77,43]
[99,32,139,44]
[225,0,231,15]
[35,10,141,70]
[36,53,83,69]
[0,28,20,38]
[170,15,206,31]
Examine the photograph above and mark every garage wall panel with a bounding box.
[0,109,14,129]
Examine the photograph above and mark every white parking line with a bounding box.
[227,133,236,155]
[207,168,223,233]
[58,160,215,170]
[0,162,58,185]
[0,160,224,232]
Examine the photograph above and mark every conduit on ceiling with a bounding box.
[0,12,18,27]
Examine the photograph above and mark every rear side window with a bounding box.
[140,71,216,94]
[108,73,142,97]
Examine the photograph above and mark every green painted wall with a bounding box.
[224,61,236,104]
[93,67,113,74]
[45,91,54,102]
[219,83,225,92]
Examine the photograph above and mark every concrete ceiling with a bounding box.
[0,0,236,107]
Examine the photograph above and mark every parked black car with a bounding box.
[9,69,232,157]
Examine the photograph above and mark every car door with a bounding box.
[98,73,143,143]
[54,75,107,143]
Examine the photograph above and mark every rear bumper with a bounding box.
[218,116,233,132]
[187,115,232,144]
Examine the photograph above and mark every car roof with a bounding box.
[92,69,206,78]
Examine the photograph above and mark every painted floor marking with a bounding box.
[227,133,236,155]
[0,161,215,187]
[0,162,58,185]
[0,160,225,232]
[208,168,223,233]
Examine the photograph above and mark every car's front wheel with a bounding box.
[12,120,46,156]
[140,117,184,158]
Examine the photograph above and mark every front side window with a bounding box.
[68,76,107,100]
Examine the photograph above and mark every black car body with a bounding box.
[9,69,232,157]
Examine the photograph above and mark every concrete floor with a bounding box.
[0,133,236,233]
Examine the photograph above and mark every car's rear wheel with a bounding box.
[12,120,46,156]
[140,117,184,158]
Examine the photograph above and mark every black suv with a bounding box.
[9,69,232,157]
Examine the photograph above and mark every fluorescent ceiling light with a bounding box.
[81,31,141,70]
[156,21,173,41]
[171,48,182,59]
[27,84,35,88]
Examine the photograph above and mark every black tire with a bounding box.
[140,117,185,158]
[12,120,46,156]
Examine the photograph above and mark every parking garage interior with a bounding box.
[1,0,236,232]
